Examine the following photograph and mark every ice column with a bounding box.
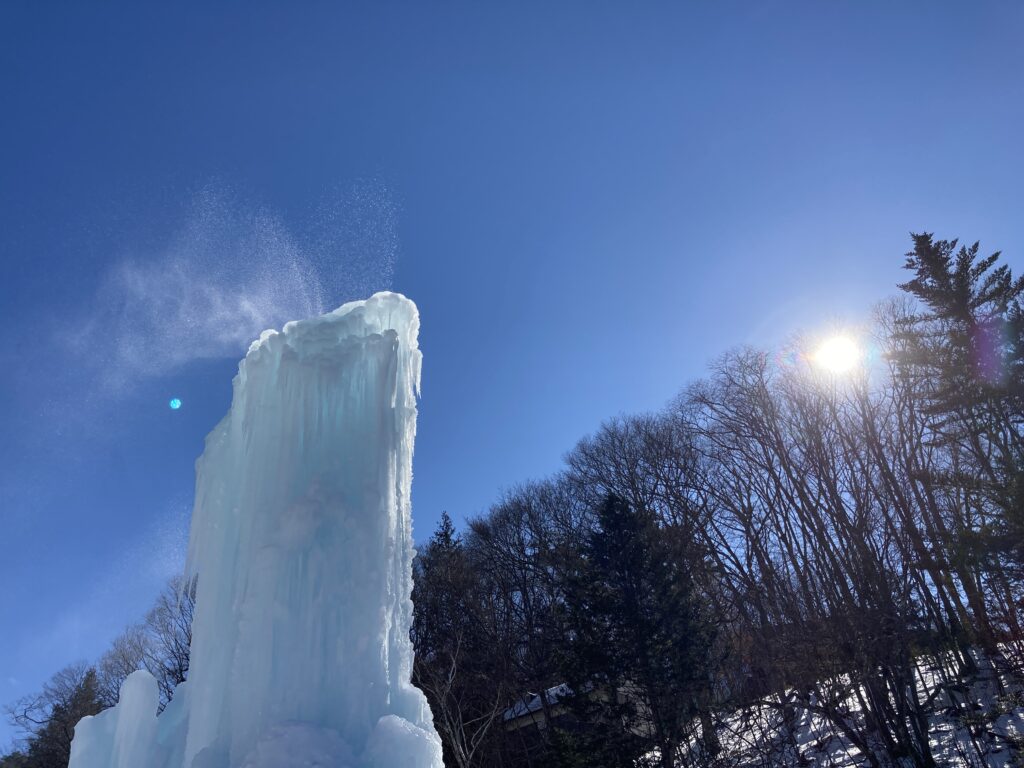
[183,291,440,768]
[70,292,443,768]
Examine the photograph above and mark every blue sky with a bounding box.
[1,0,1023,749]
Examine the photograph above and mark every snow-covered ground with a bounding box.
[669,649,1023,767]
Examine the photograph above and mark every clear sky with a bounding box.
[1,0,1022,750]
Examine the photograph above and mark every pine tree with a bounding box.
[6,665,102,768]
[412,513,507,768]
[558,494,716,768]
[895,233,1024,564]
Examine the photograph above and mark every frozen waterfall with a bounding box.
[69,292,444,768]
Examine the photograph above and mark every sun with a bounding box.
[812,335,862,373]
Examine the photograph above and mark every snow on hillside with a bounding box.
[663,649,1023,767]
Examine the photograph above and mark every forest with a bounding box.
[5,233,1023,768]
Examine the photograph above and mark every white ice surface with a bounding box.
[69,292,442,768]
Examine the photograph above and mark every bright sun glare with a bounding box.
[813,335,862,373]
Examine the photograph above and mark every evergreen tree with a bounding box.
[0,751,29,768]
[412,512,508,768]
[6,665,102,768]
[558,494,715,768]
[895,234,1024,566]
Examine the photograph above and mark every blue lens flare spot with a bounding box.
[169,398,182,410]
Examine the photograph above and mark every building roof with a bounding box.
[503,683,574,721]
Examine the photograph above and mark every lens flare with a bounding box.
[813,336,861,373]
[169,398,182,410]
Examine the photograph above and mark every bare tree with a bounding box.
[143,575,196,708]
[94,575,196,712]
[96,623,150,708]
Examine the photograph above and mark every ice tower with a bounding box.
[69,292,444,768]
